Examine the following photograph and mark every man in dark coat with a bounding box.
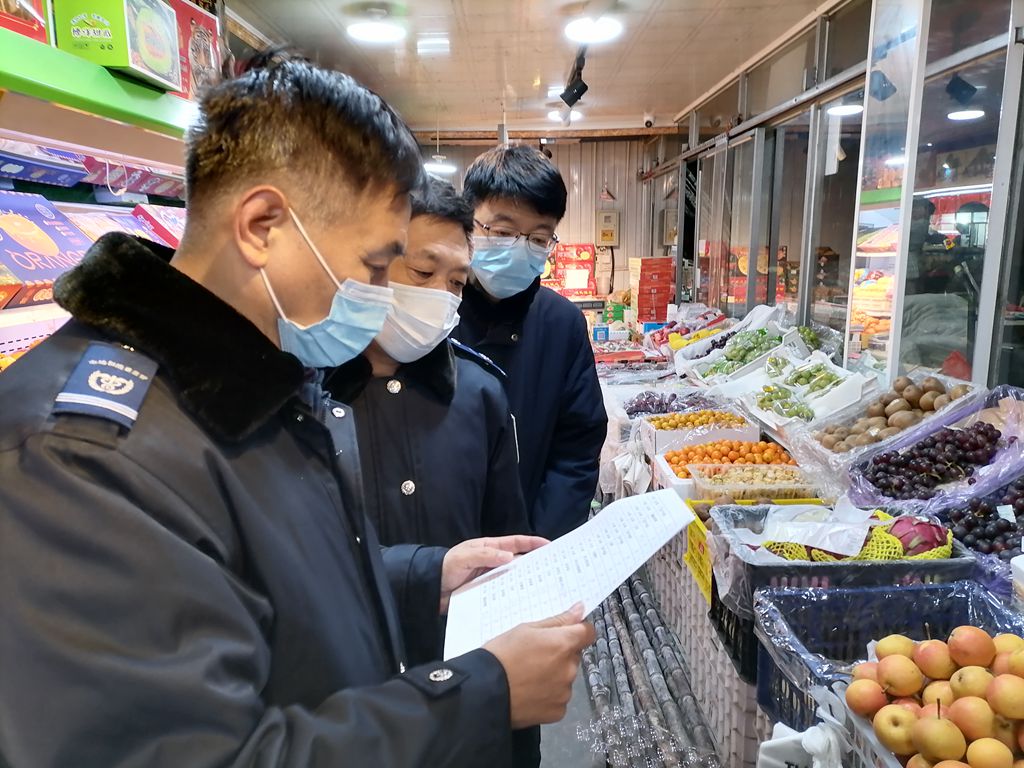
[454,145,609,542]
[0,54,593,767]
[326,177,528,552]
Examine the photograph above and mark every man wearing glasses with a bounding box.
[455,145,608,546]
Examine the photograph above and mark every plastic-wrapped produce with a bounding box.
[846,385,1024,515]
[786,373,987,500]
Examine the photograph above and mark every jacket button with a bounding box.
[428,668,454,682]
[510,333,520,342]
[331,406,346,418]
[387,379,402,394]
[401,480,416,495]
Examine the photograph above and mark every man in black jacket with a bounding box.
[327,177,528,555]
[0,55,593,767]
[455,145,609,541]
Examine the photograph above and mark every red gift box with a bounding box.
[167,0,221,102]
[1,0,49,44]
[132,204,186,247]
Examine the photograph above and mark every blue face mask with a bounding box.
[260,209,394,368]
[470,236,549,299]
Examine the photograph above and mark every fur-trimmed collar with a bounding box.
[326,340,457,404]
[54,233,305,443]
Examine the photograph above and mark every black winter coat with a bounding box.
[325,340,529,549]
[0,234,513,768]
[454,279,608,540]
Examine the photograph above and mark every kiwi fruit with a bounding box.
[880,392,900,406]
[867,402,887,418]
[902,385,923,408]
[950,383,972,400]
[833,427,851,439]
[885,398,911,417]
[850,423,867,435]
[692,503,712,521]
[919,391,939,411]
[712,495,736,507]
[754,497,774,506]
[888,411,919,429]
[832,440,851,453]
[867,416,889,429]
[921,376,946,394]
[821,434,840,449]
[893,376,913,394]
[824,425,837,435]
[933,393,952,410]
[878,426,902,439]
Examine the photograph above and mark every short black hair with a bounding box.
[411,177,474,243]
[463,144,567,222]
[185,49,424,219]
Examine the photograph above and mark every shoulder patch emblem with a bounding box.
[53,342,158,429]
[449,338,507,379]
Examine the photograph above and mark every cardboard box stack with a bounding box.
[629,257,675,325]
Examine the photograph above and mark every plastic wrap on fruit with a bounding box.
[766,355,790,380]
[846,385,1024,516]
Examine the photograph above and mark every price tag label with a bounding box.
[997,504,1016,523]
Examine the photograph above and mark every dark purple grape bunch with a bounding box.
[694,330,737,359]
[948,478,1024,562]
[861,422,1003,500]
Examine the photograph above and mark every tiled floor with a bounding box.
[540,672,606,767]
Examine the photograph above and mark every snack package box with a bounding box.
[82,157,185,198]
[0,0,50,44]
[166,0,219,102]
[0,140,89,187]
[65,210,169,245]
[553,243,596,298]
[0,191,92,309]
[132,203,184,246]
[53,0,182,91]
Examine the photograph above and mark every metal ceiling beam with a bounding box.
[413,126,683,143]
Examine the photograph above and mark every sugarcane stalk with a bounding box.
[603,598,650,768]
[593,606,618,708]
[630,574,719,757]
[582,641,627,767]
[610,588,682,768]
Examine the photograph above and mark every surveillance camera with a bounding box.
[643,113,655,128]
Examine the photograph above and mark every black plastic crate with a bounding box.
[753,581,1024,731]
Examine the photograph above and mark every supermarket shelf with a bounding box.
[0,303,69,355]
[0,28,188,169]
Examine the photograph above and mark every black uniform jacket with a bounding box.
[326,340,529,549]
[0,234,512,768]
[454,279,608,540]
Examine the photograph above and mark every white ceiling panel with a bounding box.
[229,0,828,130]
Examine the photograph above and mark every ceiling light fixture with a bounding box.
[346,7,405,44]
[548,109,583,122]
[947,109,985,121]
[884,155,906,167]
[827,104,864,117]
[564,15,623,43]
[416,35,449,55]
[424,108,456,175]
[424,157,457,175]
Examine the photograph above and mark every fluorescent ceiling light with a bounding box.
[947,109,985,121]
[564,16,623,44]
[424,161,457,175]
[347,20,406,43]
[826,103,864,117]
[884,155,906,166]
[547,85,563,99]
[548,109,582,122]
[417,35,449,55]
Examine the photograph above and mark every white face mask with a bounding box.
[376,282,462,363]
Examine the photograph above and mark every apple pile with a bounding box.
[845,628,1024,767]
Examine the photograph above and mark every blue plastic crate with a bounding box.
[753,580,1024,731]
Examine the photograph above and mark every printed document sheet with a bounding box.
[443,489,693,659]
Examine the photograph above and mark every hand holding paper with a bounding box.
[443,489,693,659]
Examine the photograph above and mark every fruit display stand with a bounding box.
[753,582,1024,767]
[646,536,774,767]
[706,503,975,687]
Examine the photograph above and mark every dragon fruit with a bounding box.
[888,516,948,556]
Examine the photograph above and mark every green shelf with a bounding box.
[0,28,193,138]
[860,187,902,206]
